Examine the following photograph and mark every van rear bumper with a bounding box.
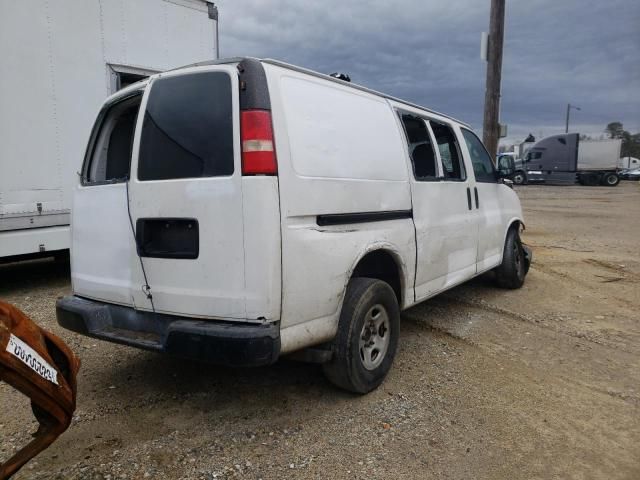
[56,296,280,367]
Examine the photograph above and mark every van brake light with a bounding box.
[241,110,277,175]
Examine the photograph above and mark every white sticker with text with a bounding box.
[6,334,58,385]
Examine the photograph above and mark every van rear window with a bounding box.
[83,94,141,184]
[138,72,233,181]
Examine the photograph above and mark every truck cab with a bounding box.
[497,152,527,185]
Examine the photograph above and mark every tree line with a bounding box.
[605,122,640,158]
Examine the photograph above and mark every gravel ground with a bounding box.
[1,182,639,479]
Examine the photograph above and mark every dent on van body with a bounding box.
[279,220,415,322]
[279,228,415,354]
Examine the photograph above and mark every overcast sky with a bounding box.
[216,0,639,144]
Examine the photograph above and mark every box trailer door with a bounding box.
[127,66,246,319]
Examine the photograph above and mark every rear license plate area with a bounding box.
[136,218,199,259]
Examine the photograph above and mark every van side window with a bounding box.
[430,121,465,181]
[399,114,438,181]
[138,72,233,181]
[84,94,141,184]
[461,128,497,183]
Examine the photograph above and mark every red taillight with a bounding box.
[241,110,277,175]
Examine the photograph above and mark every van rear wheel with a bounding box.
[323,278,399,394]
[495,227,527,289]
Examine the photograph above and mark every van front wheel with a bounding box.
[494,227,527,289]
[323,278,399,394]
[512,171,527,185]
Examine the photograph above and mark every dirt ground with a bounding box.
[1,182,639,480]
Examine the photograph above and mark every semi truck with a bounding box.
[0,0,218,261]
[521,134,622,186]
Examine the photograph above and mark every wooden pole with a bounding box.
[482,0,506,158]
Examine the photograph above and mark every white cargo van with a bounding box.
[57,58,531,393]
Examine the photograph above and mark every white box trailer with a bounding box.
[577,139,621,171]
[0,0,218,259]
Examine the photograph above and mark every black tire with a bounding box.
[602,172,619,187]
[512,171,527,185]
[323,278,400,394]
[494,227,527,289]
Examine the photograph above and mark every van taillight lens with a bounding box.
[241,110,277,175]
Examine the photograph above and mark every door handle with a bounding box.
[474,187,479,209]
[466,187,472,210]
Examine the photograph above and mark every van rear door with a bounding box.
[72,88,144,306]
[127,66,246,319]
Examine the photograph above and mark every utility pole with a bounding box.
[565,103,581,133]
[482,0,506,158]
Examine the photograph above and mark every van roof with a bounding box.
[179,57,470,128]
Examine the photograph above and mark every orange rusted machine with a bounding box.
[0,301,80,479]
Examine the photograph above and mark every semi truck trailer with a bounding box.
[521,134,622,186]
[0,0,218,261]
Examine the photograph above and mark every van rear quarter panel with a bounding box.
[241,177,282,321]
[264,64,415,353]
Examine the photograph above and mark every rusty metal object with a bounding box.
[0,301,80,479]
